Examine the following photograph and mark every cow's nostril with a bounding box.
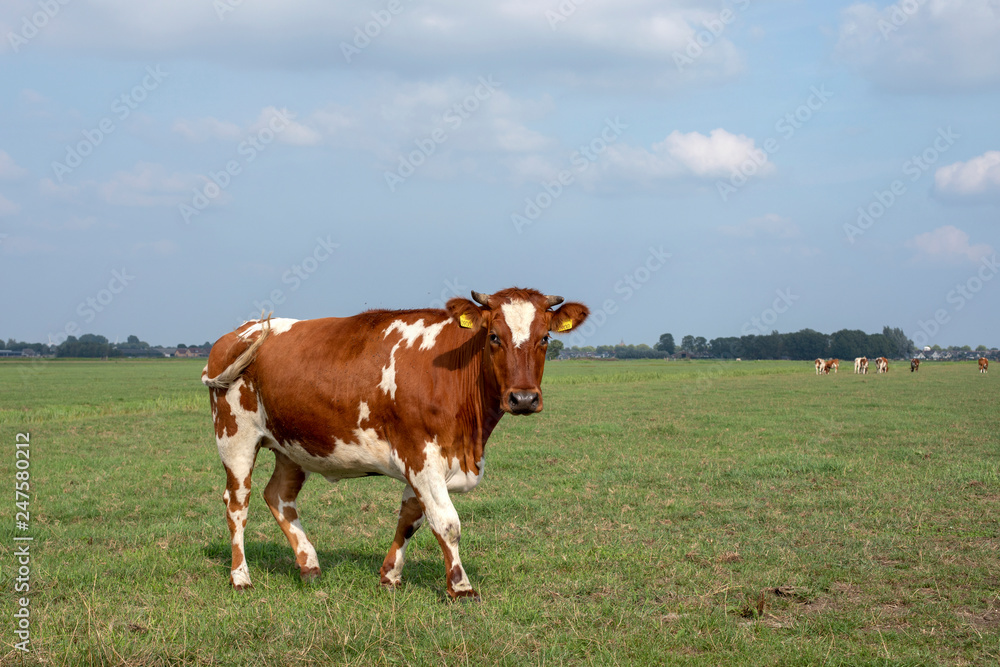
[508,391,540,414]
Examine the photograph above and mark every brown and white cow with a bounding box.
[876,357,889,373]
[201,288,589,600]
[910,358,920,372]
[815,358,824,375]
[823,358,839,374]
[854,357,868,374]
[979,357,989,373]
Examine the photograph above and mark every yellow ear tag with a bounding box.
[557,319,573,332]
[458,313,474,329]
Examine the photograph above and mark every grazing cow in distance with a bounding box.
[910,358,920,372]
[201,287,589,600]
[854,357,863,373]
[876,357,889,373]
[857,357,869,374]
[815,358,823,375]
[823,358,839,374]
[980,357,989,373]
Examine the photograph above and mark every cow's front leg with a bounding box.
[408,470,478,601]
[380,485,424,587]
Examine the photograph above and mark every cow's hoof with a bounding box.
[300,567,321,584]
[449,589,481,603]
[230,572,253,591]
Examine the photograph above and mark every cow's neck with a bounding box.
[474,343,505,443]
[449,335,505,456]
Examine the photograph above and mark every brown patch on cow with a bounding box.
[231,545,244,570]
[295,549,308,567]
[379,553,399,586]
[212,389,238,439]
[448,565,465,588]
[239,381,257,412]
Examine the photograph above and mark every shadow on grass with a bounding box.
[202,540,476,601]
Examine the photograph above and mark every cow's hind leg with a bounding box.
[380,485,424,587]
[263,450,321,582]
[219,435,260,591]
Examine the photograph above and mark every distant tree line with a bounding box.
[561,326,929,361]
[1,334,212,358]
[662,326,917,360]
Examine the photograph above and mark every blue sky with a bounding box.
[2,0,999,349]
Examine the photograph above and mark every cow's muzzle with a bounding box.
[506,390,541,415]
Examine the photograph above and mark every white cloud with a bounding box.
[39,178,83,200]
[172,107,321,146]
[836,0,1000,92]
[98,162,199,207]
[719,214,800,239]
[19,89,47,104]
[594,128,774,188]
[171,117,243,142]
[0,1,745,88]
[0,150,27,179]
[0,194,20,216]
[935,151,1000,201]
[905,225,994,263]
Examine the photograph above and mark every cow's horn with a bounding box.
[471,291,491,307]
[545,295,564,308]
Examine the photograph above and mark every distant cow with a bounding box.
[980,357,989,373]
[823,358,839,374]
[815,358,823,375]
[854,357,868,374]
[202,288,589,599]
[876,357,889,373]
[910,358,920,372]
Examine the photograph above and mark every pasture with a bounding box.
[1,358,998,665]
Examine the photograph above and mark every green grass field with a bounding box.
[1,358,998,665]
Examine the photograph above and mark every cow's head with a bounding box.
[447,288,589,415]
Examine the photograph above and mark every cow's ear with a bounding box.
[548,302,590,334]
[447,297,486,332]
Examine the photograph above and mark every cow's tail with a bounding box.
[201,317,272,390]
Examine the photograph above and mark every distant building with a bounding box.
[173,347,209,358]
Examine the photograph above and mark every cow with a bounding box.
[815,358,823,375]
[854,357,868,374]
[876,357,889,373]
[823,358,839,374]
[910,358,920,372]
[980,357,989,373]
[201,288,589,600]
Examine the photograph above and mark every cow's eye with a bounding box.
[540,335,549,346]
[489,332,501,345]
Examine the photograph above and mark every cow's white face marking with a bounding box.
[500,300,536,348]
[238,317,299,339]
[379,319,449,399]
